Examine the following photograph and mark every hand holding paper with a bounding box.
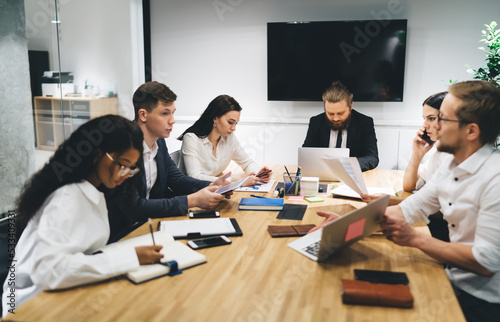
[323,157,396,199]
[322,157,367,195]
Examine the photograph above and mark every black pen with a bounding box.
[284,165,292,182]
[250,194,266,198]
[148,218,156,246]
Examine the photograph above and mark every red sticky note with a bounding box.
[344,218,366,242]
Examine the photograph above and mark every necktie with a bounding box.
[335,130,342,148]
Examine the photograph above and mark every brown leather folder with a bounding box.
[267,224,316,237]
[340,279,414,308]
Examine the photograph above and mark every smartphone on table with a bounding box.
[189,210,220,218]
[187,235,232,249]
[354,269,409,285]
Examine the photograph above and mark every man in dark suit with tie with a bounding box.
[105,81,230,242]
[302,81,379,171]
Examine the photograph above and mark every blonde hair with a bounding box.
[449,80,500,145]
[322,81,353,106]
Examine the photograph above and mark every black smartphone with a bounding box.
[420,130,434,145]
[187,235,231,249]
[188,210,220,218]
[354,269,409,285]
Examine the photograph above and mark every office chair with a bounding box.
[170,150,182,169]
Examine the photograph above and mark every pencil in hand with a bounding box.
[148,218,156,246]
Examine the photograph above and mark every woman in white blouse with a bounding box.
[178,95,271,186]
[402,91,450,192]
[2,115,163,315]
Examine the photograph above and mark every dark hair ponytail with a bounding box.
[423,91,447,110]
[178,95,242,140]
[16,115,143,232]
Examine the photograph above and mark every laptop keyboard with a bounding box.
[303,241,320,256]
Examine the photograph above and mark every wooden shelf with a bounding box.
[34,96,118,150]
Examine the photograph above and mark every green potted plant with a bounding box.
[466,21,500,87]
[465,21,500,147]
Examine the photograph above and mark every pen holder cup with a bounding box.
[283,173,301,196]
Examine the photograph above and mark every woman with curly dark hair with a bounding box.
[2,115,163,314]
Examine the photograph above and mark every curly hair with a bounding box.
[16,115,143,233]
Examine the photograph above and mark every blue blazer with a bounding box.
[302,109,379,171]
[105,139,210,242]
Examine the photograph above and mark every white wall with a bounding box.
[152,0,500,168]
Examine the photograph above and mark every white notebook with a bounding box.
[100,231,206,284]
[158,218,237,238]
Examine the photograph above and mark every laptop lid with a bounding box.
[316,194,389,261]
[298,147,350,181]
[288,194,389,261]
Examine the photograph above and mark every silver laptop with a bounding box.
[298,147,350,181]
[288,195,389,261]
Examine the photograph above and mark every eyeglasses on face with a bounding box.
[437,114,472,124]
[106,153,140,178]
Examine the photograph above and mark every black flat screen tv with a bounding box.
[267,19,407,102]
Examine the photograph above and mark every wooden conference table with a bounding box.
[4,165,465,322]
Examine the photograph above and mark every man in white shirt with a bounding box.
[106,82,230,242]
[381,80,500,321]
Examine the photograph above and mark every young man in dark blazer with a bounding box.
[302,81,379,171]
[105,81,230,242]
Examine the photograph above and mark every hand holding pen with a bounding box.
[256,167,272,182]
[134,218,164,265]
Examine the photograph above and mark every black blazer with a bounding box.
[104,138,210,242]
[302,109,379,171]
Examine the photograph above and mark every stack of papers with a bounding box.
[323,157,396,199]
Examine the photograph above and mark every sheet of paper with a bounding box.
[101,231,174,253]
[158,218,236,237]
[322,157,367,195]
[330,185,396,199]
[235,180,276,193]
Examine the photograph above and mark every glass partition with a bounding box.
[25,0,132,151]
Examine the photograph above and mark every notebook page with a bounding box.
[158,218,236,237]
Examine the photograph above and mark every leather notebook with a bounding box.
[267,224,316,237]
[340,279,414,308]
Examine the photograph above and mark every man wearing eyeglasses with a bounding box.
[381,80,500,321]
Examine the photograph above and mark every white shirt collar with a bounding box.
[201,135,227,146]
[79,180,102,205]
[143,140,158,159]
[449,144,496,175]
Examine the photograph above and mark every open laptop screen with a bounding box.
[298,147,350,181]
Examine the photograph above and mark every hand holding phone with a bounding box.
[187,235,231,249]
[420,130,434,145]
